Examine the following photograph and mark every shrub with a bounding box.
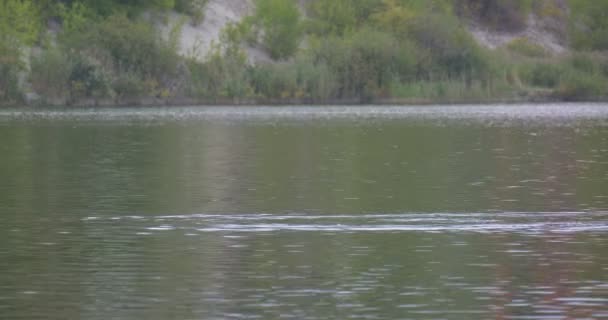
[306,0,357,36]
[68,54,112,100]
[506,38,548,58]
[248,57,338,102]
[407,13,489,82]
[64,0,177,17]
[248,63,297,99]
[569,0,608,50]
[0,0,41,104]
[175,0,208,25]
[186,45,251,99]
[456,0,533,32]
[568,53,596,74]
[96,14,178,79]
[30,47,73,100]
[112,73,144,100]
[521,63,562,88]
[310,28,417,101]
[556,71,606,101]
[293,58,338,102]
[0,0,41,49]
[251,0,302,60]
[0,47,22,104]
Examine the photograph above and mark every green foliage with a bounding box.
[569,0,608,50]
[568,52,596,74]
[517,52,608,100]
[0,0,41,48]
[0,0,41,104]
[57,1,98,48]
[557,70,606,101]
[174,0,208,25]
[456,0,533,31]
[30,47,72,101]
[248,57,337,102]
[307,0,358,36]
[58,2,95,34]
[95,14,178,78]
[292,57,337,102]
[49,5,181,103]
[4,0,608,105]
[249,63,298,99]
[506,38,548,58]
[390,79,490,101]
[407,13,488,81]
[371,0,416,34]
[187,45,251,99]
[310,27,416,101]
[56,0,175,17]
[68,54,112,100]
[523,63,564,88]
[0,47,22,104]
[558,53,608,100]
[251,0,302,60]
[112,72,144,100]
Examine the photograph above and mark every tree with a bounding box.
[570,0,608,50]
[0,0,40,50]
[252,0,302,60]
[0,0,41,103]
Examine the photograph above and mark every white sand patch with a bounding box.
[162,0,272,64]
[469,14,567,54]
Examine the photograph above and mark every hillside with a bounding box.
[1,0,607,106]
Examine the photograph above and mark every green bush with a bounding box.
[407,13,489,81]
[58,0,176,17]
[310,28,416,100]
[569,0,608,50]
[556,71,606,100]
[293,57,338,102]
[112,72,144,100]
[599,59,608,78]
[175,0,208,25]
[31,47,111,103]
[96,14,178,79]
[30,47,73,100]
[568,53,596,74]
[248,57,338,101]
[456,0,533,31]
[521,63,562,88]
[306,0,358,36]
[251,0,302,60]
[0,0,41,104]
[186,46,251,99]
[506,38,548,58]
[68,54,112,100]
[0,0,41,49]
[248,63,297,99]
[0,47,22,104]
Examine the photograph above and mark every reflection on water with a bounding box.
[1,104,607,319]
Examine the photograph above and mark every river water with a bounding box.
[1,104,607,319]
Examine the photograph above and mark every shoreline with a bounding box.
[6,95,608,109]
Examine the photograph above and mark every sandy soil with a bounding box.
[469,14,567,54]
[163,0,274,64]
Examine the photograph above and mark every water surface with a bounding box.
[1,104,607,319]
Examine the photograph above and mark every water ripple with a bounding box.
[83,211,608,234]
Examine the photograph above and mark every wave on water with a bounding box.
[82,211,608,234]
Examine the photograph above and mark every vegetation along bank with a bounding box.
[1,0,608,107]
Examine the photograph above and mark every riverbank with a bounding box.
[8,88,604,109]
[2,1,608,108]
